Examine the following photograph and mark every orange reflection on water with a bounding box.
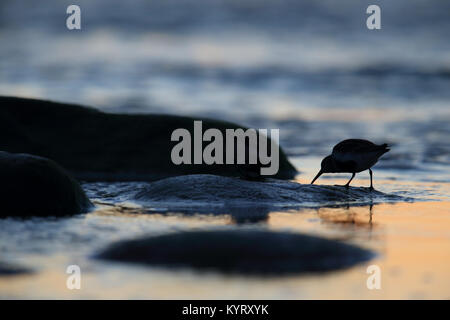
[1,200,449,299]
[269,201,450,299]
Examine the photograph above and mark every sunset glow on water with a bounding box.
[1,0,449,300]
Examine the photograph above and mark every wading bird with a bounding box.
[311,139,390,190]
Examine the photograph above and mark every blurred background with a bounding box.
[0,0,449,180]
[1,1,450,299]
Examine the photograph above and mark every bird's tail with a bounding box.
[379,143,390,155]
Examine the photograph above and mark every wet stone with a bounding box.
[0,151,92,217]
[95,229,374,275]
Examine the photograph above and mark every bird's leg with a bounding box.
[344,173,355,188]
[369,169,374,191]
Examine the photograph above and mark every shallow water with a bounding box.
[1,0,450,299]
[0,166,449,299]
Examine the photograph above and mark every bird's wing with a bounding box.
[332,139,376,154]
[332,139,389,162]
[332,139,390,171]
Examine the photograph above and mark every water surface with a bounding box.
[0,0,449,299]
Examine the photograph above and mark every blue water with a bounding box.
[0,0,449,299]
[1,0,449,181]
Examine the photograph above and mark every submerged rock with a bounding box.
[0,96,297,181]
[134,174,406,213]
[95,229,373,275]
[0,151,92,217]
[0,262,32,276]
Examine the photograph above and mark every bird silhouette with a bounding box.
[311,139,390,190]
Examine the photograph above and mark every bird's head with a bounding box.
[311,155,334,184]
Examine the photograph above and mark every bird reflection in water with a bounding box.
[316,203,375,239]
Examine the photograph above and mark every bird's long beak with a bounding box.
[311,170,323,185]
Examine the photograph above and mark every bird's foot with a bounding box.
[369,186,374,192]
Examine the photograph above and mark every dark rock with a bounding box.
[0,262,32,276]
[134,174,406,212]
[0,96,297,181]
[0,151,92,217]
[95,229,373,275]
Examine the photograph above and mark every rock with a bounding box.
[0,151,92,217]
[0,262,32,276]
[0,96,297,181]
[95,229,374,275]
[134,174,406,214]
